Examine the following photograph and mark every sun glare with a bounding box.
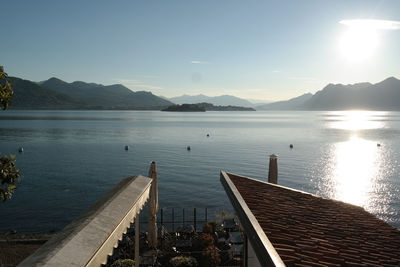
[327,110,385,130]
[339,24,379,62]
[338,19,400,63]
[331,135,379,206]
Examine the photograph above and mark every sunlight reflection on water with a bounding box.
[326,110,387,130]
[317,111,397,221]
[1,110,399,231]
[331,136,380,206]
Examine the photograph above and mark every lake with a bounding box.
[0,110,399,232]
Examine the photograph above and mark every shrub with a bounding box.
[202,222,216,234]
[0,154,20,202]
[110,259,135,267]
[200,233,214,248]
[202,245,220,267]
[169,256,198,267]
[0,66,20,202]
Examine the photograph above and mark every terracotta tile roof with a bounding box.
[225,172,400,266]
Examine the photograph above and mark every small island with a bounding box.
[162,104,206,112]
[162,102,255,112]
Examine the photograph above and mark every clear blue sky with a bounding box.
[2,0,400,101]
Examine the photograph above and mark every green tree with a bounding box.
[0,66,14,110]
[0,66,20,202]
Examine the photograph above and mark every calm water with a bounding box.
[0,110,399,232]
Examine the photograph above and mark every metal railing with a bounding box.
[137,207,235,233]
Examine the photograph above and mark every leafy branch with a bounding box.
[0,66,14,110]
[0,154,21,202]
[0,65,20,202]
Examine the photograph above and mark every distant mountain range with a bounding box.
[257,77,400,110]
[7,75,400,111]
[9,77,173,110]
[169,94,255,107]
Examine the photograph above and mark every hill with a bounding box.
[257,77,400,111]
[8,77,173,110]
[169,94,255,107]
[8,77,83,109]
[304,78,399,110]
[256,93,312,110]
[41,78,172,109]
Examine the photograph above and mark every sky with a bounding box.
[2,0,400,101]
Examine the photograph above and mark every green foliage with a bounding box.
[202,222,216,234]
[169,256,198,267]
[201,245,220,267]
[200,233,215,248]
[0,66,14,110]
[110,259,135,267]
[198,232,220,267]
[0,154,21,202]
[0,66,20,202]
[220,210,227,217]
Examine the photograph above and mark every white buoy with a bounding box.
[18,147,24,153]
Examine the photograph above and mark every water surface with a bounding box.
[0,110,399,232]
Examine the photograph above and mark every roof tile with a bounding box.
[226,173,400,266]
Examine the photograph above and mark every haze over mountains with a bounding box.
[257,77,400,111]
[169,94,255,107]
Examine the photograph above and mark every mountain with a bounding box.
[303,78,399,110]
[257,77,400,111]
[8,77,84,109]
[41,78,172,109]
[256,93,312,110]
[8,77,173,110]
[169,94,255,107]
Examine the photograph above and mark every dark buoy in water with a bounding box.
[187,146,191,151]
[377,143,381,147]
[18,147,24,153]
[289,144,293,149]
[206,134,210,137]
[125,145,129,151]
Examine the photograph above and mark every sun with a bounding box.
[338,23,379,62]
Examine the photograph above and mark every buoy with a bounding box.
[18,147,24,153]
[206,134,210,137]
[125,145,129,151]
[187,146,191,151]
[289,144,293,149]
[377,143,381,147]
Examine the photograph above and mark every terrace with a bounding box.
[16,162,245,267]
[12,158,400,266]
